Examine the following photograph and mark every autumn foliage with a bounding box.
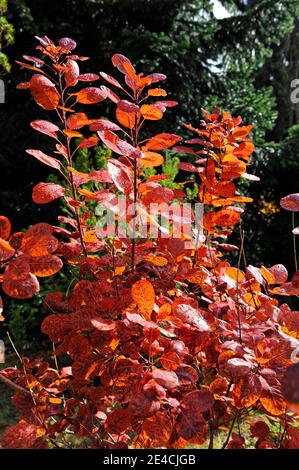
[0,36,299,449]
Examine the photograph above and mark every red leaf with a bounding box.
[91,318,116,331]
[148,88,167,97]
[282,363,299,405]
[176,407,207,441]
[72,87,107,104]
[5,256,31,280]
[32,182,65,204]
[78,136,99,148]
[268,264,288,284]
[141,104,163,121]
[16,82,30,89]
[100,86,120,104]
[116,108,139,129]
[155,100,178,108]
[118,100,140,113]
[3,273,40,299]
[0,238,15,261]
[22,224,58,257]
[140,151,164,168]
[26,149,61,170]
[152,369,179,389]
[16,61,46,74]
[105,409,131,434]
[140,411,172,447]
[90,119,122,132]
[22,55,44,66]
[29,74,60,110]
[145,73,167,84]
[173,302,210,332]
[260,386,286,416]
[100,72,123,89]
[1,422,45,449]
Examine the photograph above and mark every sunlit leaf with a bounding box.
[30,120,59,139]
[107,159,133,195]
[112,54,136,78]
[140,104,163,120]
[280,193,299,212]
[0,238,15,261]
[0,216,11,240]
[64,59,79,87]
[140,151,164,168]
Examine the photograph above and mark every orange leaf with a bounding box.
[32,182,65,204]
[280,193,299,212]
[260,266,276,285]
[26,149,61,171]
[29,255,63,277]
[144,133,181,150]
[0,238,15,261]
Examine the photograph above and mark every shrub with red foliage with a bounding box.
[0,36,298,449]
